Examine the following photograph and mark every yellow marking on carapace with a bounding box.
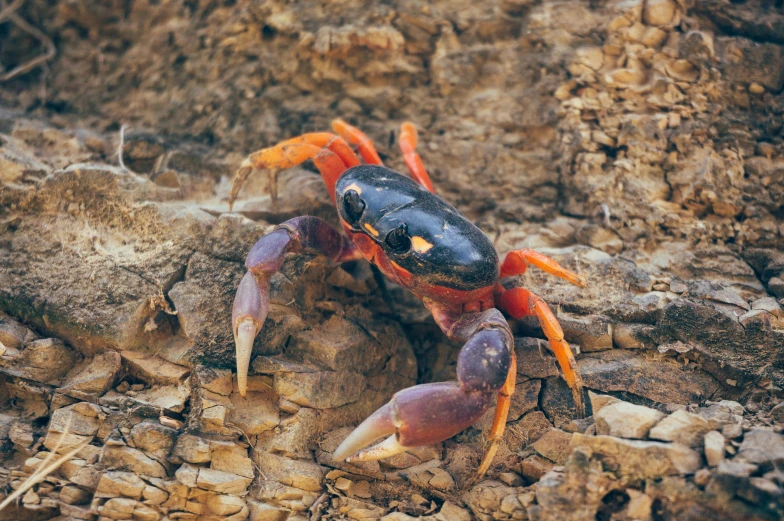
[343,183,362,195]
[411,236,434,254]
[364,223,380,236]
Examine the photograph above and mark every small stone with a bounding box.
[172,434,211,464]
[248,499,289,521]
[749,83,765,94]
[595,401,664,439]
[626,490,653,520]
[769,403,784,423]
[142,485,168,505]
[7,338,80,384]
[195,366,234,396]
[60,484,92,505]
[532,430,574,464]
[206,494,245,516]
[211,447,254,479]
[519,455,554,482]
[120,351,190,385]
[196,468,252,494]
[694,468,711,486]
[558,312,614,352]
[22,489,40,505]
[722,422,743,439]
[102,446,167,478]
[427,468,455,490]
[643,0,676,26]
[58,351,122,400]
[130,421,177,462]
[434,501,471,521]
[588,391,620,413]
[498,472,524,487]
[704,430,725,467]
[571,434,702,477]
[96,471,146,499]
[99,497,137,519]
[0,318,36,348]
[737,428,784,466]
[649,409,712,446]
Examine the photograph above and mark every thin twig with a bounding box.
[118,124,130,172]
[0,0,56,82]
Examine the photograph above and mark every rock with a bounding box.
[648,409,712,446]
[465,480,530,521]
[737,429,784,467]
[59,485,92,505]
[43,403,103,451]
[102,446,167,478]
[206,494,245,516]
[612,323,654,349]
[211,446,254,480]
[286,315,385,372]
[61,458,102,490]
[579,350,719,405]
[594,400,664,439]
[120,351,190,385]
[718,37,784,92]
[532,430,574,464]
[0,317,36,348]
[228,381,279,435]
[506,411,554,449]
[769,403,784,423]
[274,370,367,408]
[588,391,620,413]
[699,400,744,428]
[172,434,211,464]
[4,338,80,384]
[196,467,252,494]
[130,421,177,462]
[571,434,702,477]
[98,497,138,519]
[558,312,613,352]
[704,430,725,467]
[58,351,122,400]
[519,455,554,482]
[256,452,324,492]
[248,499,288,521]
[96,471,146,500]
[195,366,234,396]
[643,0,677,26]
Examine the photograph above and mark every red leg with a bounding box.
[229,133,361,209]
[496,287,586,418]
[501,249,586,287]
[331,119,383,165]
[399,122,435,193]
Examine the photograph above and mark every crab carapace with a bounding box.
[229,120,586,478]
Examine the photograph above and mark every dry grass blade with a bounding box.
[0,0,56,82]
[0,416,91,512]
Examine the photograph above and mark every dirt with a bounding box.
[0,0,783,520]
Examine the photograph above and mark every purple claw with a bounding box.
[334,381,493,463]
[232,271,269,397]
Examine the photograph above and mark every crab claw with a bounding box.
[232,271,269,397]
[333,381,493,463]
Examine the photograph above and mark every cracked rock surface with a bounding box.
[1,0,783,519]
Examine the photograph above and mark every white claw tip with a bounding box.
[234,318,257,400]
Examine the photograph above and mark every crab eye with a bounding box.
[385,224,411,254]
[343,189,365,224]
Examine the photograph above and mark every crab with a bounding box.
[229,119,586,477]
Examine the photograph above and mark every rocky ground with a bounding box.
[0,0,783,519]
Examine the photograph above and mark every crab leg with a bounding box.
[399,122,435,193]
[233,216,360,397]
[496,286,586,418]
[501,249,586,287]
[334,305,513,475]
[331,119,384,165]
[230,133,361,208]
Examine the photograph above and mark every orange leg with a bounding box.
[476,348,517,479]
[331,119,384,165]
[229,133,359,209]
[500,249,586,287]
[399,122,435,193]
[496,287,586,418]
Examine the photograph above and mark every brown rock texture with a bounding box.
[1,0,784,519]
